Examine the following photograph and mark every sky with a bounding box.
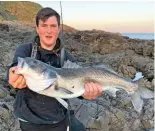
[35,1,154,33]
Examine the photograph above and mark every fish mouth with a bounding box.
[15,57,25,74]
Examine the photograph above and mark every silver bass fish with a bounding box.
[15,57,154,112]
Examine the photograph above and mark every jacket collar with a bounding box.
[34,35,64,55]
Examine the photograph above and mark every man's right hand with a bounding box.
[8,66,27,89]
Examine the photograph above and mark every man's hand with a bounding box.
[82,82,102,99]
[8,66,27,89]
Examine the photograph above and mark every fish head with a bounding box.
[15,57,57,92]
[16,57,56,79]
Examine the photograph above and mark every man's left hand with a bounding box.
[82,82,102,99]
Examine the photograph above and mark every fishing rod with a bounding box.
[60,1,63,35]
[59,3,72,131]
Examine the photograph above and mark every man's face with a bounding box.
[36,16,60,48]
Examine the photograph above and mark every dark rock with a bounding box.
[123,36,130,39]
[0,23,9,32]
[0,87,8,99]
[1,103,9,110]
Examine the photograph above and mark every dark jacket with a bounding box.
[10,36,76,124]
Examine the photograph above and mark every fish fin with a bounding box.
[138,87,154,99]
[92,63,117,74]
[82,62,117,74]
[55,98,68,109]
[105,87,119,97]
[63,60,82,68]
[130,90,143,113]
[130,87,153,113]
[132,72,144,81]
[38,85,85,99]
[58,87,74,94]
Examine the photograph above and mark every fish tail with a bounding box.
[130,87,154,113]
[130,90,143,113]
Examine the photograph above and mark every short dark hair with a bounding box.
[35,7,60,26]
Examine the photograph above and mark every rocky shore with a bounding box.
[0,22,154,131]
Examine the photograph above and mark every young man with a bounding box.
[8,7,102,131]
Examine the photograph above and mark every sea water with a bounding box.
[121,33,154,40]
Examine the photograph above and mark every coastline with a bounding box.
[121,32,154,40]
